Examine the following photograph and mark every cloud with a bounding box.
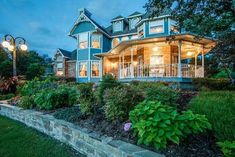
[28,21,56,37]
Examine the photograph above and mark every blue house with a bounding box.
[53,8,216,83]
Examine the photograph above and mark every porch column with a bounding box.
[202,45,205,77]
[131,47,134,78]
[122,51,125,78]
[177,40,182,77]
[119,55,121,78]
[195,53,198,77]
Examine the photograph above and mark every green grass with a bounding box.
[0,116,84,157]
[189,91,235,142]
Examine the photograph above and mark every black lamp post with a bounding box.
[1,34,28,76]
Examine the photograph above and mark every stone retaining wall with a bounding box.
[0,104,164,157]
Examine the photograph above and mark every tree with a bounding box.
[25,63,45,80]
[144,0,235,79]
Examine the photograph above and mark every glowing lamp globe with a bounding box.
[8,45,14,51]
[20,44,28,51]
[2,41,10,48]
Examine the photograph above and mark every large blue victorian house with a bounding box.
[53,8,215,83]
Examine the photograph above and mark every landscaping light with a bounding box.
[20,44,28,51]
[2,41,10,48]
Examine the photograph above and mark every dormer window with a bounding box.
[113,21,123,32]
[129,18,140,30]
[149,19,164,34]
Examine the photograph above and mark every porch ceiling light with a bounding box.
[187,51,194,56]
[2,41,10,48]
[153,46,159,52]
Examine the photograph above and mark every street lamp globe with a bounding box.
[2,41,10,48]
[20,44,28,51]
[8,45,14,51]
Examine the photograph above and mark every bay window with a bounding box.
[79,61,87,77]
[91,34,100,48]
[149,20,164,34]
[92,61,100,77]
[79,32,88,49]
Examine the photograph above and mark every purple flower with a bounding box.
[124,123,132,132]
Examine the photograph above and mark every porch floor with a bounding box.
[118,77,192,83]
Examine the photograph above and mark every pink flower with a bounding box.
[124,123,132,132]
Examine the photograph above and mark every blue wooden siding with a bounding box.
[90,49,102,60]
[102,35,111,52]
[71,21,95,35]
[77,49,89,60]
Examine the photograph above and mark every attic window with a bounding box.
[129,18,140,30]
[113,21,123,32]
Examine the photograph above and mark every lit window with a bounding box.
[121,36,129,41]
[112,38,119,48]
[79,61,87,77]
[170,25,179,34]
[131,35,138,40]
[92,61,100,77]
[129,18,139,30]
[138,24,144,37]
[91,34,100,48]
[149,20,164,34]
[113,21,122,32]
[79,32,88,49]
[57,63,63,69]
[56,70,63,76]
[150,55,164,65]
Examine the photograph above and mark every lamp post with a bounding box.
[1,34,28,76]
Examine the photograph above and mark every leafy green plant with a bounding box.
[26,63,45,80]
[192,78,234,90]
[77,83,95,115]
[19,96,35,109]
[0,93,15,100]
[129,101,211,150]
[53,106,82,123]
[217,141,235,157]
[34,85,79,110]
[103,85,144,121]
[95,74,120,105]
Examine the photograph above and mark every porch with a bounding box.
[98,34,215,82]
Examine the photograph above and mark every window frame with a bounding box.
[91,34,101,49]
[91,60,101,78]
[79,32,88,49]
[137,24,144,38]
[149,19,164,34]
[113,21,123,32]
[78,61,88,78]
[129,17,140,30]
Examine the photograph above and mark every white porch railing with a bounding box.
[119,64,204,79]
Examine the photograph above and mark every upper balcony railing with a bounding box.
[119,64,204,79]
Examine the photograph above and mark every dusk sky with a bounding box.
[0,0,147,57]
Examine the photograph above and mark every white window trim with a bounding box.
[78,32,89,50]
[78,61,88,78]
[129,17,140,30]
[91,34,101,49]
[149,19,165,35]
[113,21,123,32]
[91,60,101,78]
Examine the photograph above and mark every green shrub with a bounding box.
[130,101,211,150]
[19,96,35,109]
[34,85,79,110]
[77,83,95,115]
[103,85,144,121]
[53,106,81,123]
[192,78,234,90]
[217,141,235,157]
[131,81,179,105]
[95,74,120,105]
[0,93,15,100]
[190,91,235,141]
[26,63,45,80]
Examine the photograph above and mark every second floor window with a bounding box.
[113,21,123,32]
[138,24,144,37]
[79,32,88,49]
[149,20,164,34]
[112,38,119,48]
[91,34,100,48]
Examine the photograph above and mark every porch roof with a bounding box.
[95,33,217,57]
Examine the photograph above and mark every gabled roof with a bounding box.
[112,15,124,22]
[128,11,142,18]
[58,48,71,58]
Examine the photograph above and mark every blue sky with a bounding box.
[0,0,147,57]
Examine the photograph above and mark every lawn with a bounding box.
[189,91,235,142]
[0,116,84,157]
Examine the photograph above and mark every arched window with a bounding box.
[112,38,119,48]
